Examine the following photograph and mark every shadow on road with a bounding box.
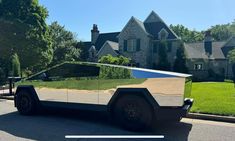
[0,109,192,141]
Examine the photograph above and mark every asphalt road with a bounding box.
[0,99,235,141]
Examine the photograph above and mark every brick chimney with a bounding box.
[91,24,99,44]
[204,30,212,56]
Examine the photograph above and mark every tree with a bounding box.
[170,24,204,42]
[77,41,88,61]
[173,43,188,73]
[0,67,6,85]
[48,21,80,65]
[209,24,232,41]
[157,41,170,70]
[10,53,21,77]
[230,20,235,35]
[228,49,235,83]
[0,0,53,72]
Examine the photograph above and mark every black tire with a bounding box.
[112,94,153,131]
[16,90,36,115]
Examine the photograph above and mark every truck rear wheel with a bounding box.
[112,95,153,131]
[16,90,36,115]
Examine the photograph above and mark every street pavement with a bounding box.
[0,99,235,141]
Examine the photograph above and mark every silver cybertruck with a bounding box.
[14,62,193,131]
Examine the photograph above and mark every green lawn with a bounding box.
[190,82,235,116]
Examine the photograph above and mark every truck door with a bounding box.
[35,65,68,103]
[67,64,100,104]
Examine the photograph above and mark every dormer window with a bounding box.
[89,45,96,58]
[158,28,169,40]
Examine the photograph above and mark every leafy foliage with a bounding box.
[99,66,132,79]
[228,49,235,64]
[228,49,235,81]
[170,24,204,42]
[98,55,131,79]
[230,20,235,35]
[157,41,170,70]
[77,41,88,61]
[0,0,53,72]
[209,24,232,41]
[0,67,6,85]
[48,21,80,65]
[98,55,130,65]
[170,22,235,43]
[173,42,188,73]
[10,53,21,77]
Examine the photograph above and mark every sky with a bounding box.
[39,0,235,41]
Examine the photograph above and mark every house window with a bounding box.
[158,28,169,40]
[136,39,141,51]
[127,39,136,52]
[123,39,141,52]
[194,64,203,70]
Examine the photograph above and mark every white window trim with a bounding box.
[194,63,203,70]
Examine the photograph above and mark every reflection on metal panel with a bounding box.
[17,62,190,107]
[67,78,99,104]
[116,77,185,106]
[36,87,67,102]
[132,69,176,78]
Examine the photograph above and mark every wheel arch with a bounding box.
[107,88,159,113]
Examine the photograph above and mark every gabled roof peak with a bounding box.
[144,11,163,23]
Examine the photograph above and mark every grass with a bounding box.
[17,79,146,90]
[190,82,235,116]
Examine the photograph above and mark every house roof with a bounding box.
[107,41,119,51]
[82,32,119,52]
[82,41,92,51]
[143,11,178,40]
[97,41,119,57]
[132,17,150,36]
[185,41,227,59]
[144,22,178,40]
[94,32,120,51]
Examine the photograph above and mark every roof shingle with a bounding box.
[185,42,226,59]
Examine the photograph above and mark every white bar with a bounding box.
[65,135,164,139]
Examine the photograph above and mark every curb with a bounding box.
[0,96,14,100]
[187,113,235,123]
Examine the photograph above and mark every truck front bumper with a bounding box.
[181,98,194,117]
[156,98,194,121]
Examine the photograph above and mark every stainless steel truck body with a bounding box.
[14,62,193,131]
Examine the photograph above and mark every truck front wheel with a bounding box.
[112,95,153,131]
[16,90,36,115]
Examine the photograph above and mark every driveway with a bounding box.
[0,99,235,141]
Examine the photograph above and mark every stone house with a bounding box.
[84,11,235,80]
[85,11,181,69]
[185,34,235,81]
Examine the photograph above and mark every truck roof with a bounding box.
[27,61,192,80]
[83,62,192,78]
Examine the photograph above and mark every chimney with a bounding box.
[204,30,212,56]
[91,24,99,44]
